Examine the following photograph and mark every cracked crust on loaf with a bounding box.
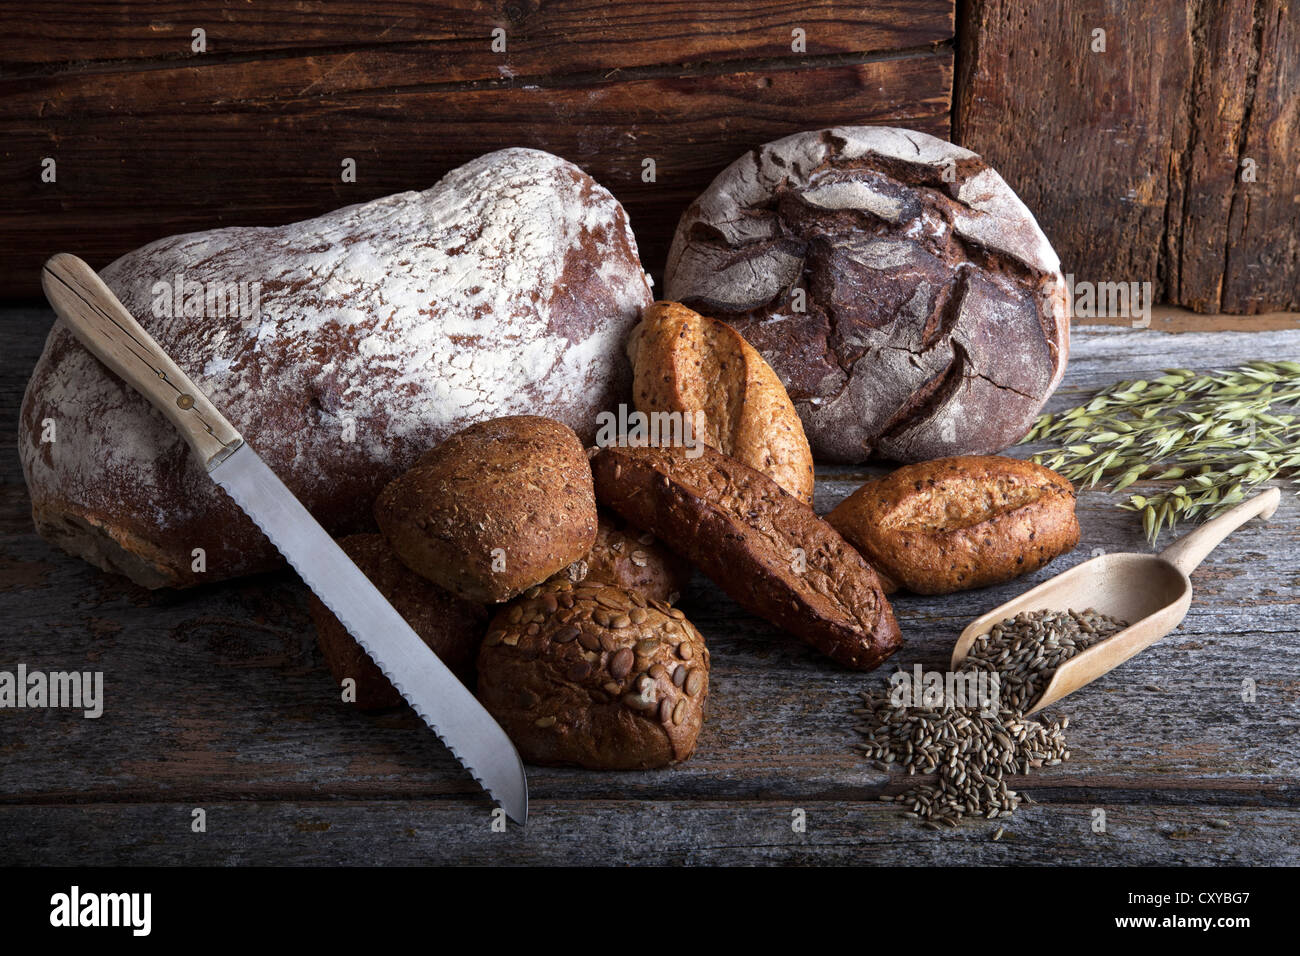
[664,126,1069,464]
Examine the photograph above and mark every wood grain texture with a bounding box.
[5,1,1297,312]
[0,0,954,298]
[956,0,1300,315]
[1221,0,1300,314]
[0,1,954,67]
[1,309,1297,864]
[1081,305,1300,332]
[2,802,1294,866]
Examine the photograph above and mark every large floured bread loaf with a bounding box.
[664,126,1069,464]
[20,148,653,587]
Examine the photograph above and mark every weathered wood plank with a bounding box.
[1080,306,1300,333]
[1221,0,1300,314]
[956,0,1300,314]
[2,531,1296,806]
[0,0,953,69]
[0,49,951,296]
[1165,0,1263,314]
[956,1,1191,305]
[0,801,1294,865]
[2,314,1297,849]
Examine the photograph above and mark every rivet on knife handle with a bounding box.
[40,253,244,468]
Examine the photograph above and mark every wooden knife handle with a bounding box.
[40,252,244,469]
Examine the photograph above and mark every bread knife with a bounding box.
[40,253,528,824]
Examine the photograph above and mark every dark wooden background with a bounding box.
[959,0,1300,315]
[1,0,1296,311]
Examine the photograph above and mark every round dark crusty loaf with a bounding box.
[664,126,1069,464]
[477,580,710,769]
[375,416,598,603]
[19,148,652,588]
[306,534,487,710]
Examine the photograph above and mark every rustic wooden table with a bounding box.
[2,308,1297,865]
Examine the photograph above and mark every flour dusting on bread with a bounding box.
[20,148,652,587]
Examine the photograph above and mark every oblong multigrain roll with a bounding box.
[665,126,1069,464]
[591,444,901,671]
[827,455,1080,595]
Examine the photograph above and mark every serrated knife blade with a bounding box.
[211,445,528,823]
[40,252,528,824]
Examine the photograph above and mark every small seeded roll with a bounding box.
[307,534,487,710]
[477,580,710,769]
[547,508,693,604]
[375,416,598,602]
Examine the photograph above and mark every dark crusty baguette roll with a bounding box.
[546,508,693,604]
[375,416,597,603]
[306,534,486,710]
[591,444,901,671]
[664,126,1069,464]
[827,455,1080,595]
[19,147,651,588]
[477,581,709,769]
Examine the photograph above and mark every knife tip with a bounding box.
[500,760,529,826]
[506,797,529,826]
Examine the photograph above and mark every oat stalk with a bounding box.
[1021,360,1300,543]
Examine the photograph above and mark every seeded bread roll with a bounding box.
[547,508,693,604]
[664,126,1069,464]
[375,416,598,603]
[627,301,815,502]
[306,534,487,710]
[477,581,709,769]
[826,455,1080,595]
[591,444,902,671]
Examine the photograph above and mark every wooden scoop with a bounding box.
[950,487,1281,715]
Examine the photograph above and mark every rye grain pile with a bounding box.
[854,608,1127,829]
